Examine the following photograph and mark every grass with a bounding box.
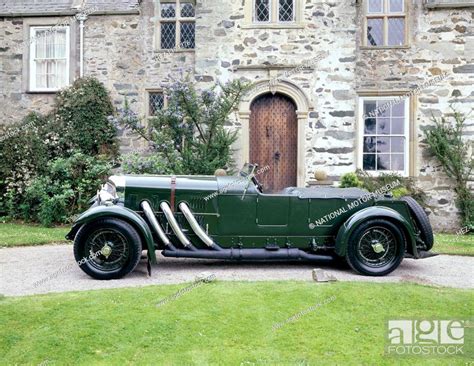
[0,282,472,365]
[0,223,69,247]
[434,233,474,256]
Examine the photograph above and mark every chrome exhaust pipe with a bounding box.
[160,201,192,248]
[179,202,219,249]
[141,201,173,249]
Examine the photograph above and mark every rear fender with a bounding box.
[66,205,157,264]
[335,206,417,258]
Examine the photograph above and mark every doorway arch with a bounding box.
[249,93,297,191]
[238,79,311,187]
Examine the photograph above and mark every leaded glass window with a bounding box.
[160,1,195,50]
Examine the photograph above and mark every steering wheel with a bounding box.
[248,164,264,193]
[240,164,264,196]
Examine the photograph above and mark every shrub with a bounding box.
[356,170,426,205]
[115,77,250,175]
[339,170,426,204]
[425,109,473,230]
[339,172,362,188]
[0,78,118,223]
[21,151,112,226]
[0,113,54,216]
[120,152,173,175]
[53,77,119,157]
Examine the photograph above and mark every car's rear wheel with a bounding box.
[74,218,142,280]
[345,219,405,276]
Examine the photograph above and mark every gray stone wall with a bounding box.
[0,0,472,231]
[0,17,57,123]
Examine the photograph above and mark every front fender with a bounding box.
[335,206,417,258]
[66,205,157,264]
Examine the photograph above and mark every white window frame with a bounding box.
[29,26,70,92]
[253,0,296,24]
[158,0,195,50]
[363,0,407,47]
[358,96,410,176]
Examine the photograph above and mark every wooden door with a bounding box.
[249,94,297,192]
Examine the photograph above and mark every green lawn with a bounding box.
[0,223,69,247]
[0,282,472,365]
[435,233,474,256]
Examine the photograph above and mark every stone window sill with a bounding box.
[26,90,58,94]
[241,23,305,30]
[155,49,195,53]
[360,45,411,50]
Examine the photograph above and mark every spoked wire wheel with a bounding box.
[74,218,143,280]
[85,229,130,272]
[346,219,405,276]
[356,226,397,268]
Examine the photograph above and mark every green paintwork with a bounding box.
[73,204,157,263]
[70,173,426,260]
[334,206,417,258]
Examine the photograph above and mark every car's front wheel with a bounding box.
[73,218,142,280]
[345,219,405,276]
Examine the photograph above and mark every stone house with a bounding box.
[0,0,473,231]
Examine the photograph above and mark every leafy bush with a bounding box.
[53,78,118,157]
[425,110,473,230]
[356,170,426,204]
[0,78,118,223]
[339,173,362,188]
[20,152,112,226]
[115,78,250,175]
[339,170,426,204]
[120,152,172,175]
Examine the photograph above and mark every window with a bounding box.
[359,97,409,175]
[148,91,165,116]
[29,26,70,92]
[254,0,295,23]
[365,0,406,47]
[160,1,195,50]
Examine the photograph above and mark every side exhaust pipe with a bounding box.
[179,202,220,250]
[160,201,194,249]
[141,201,175,250]
[162,247,334,262]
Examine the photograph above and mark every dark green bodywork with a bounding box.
[69,174,423,264]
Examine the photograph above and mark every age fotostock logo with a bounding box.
[386,319,469,356]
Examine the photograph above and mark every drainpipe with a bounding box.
[76,13,88,78]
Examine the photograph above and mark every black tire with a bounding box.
[345,219,405,276]
[401,196,434,251]
[73,218,142,280]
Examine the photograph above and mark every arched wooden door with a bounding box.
[249,93,297,192]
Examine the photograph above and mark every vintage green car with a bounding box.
[66,164,434,280]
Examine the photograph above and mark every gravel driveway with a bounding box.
[0,244,473,297]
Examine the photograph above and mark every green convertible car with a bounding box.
[66,164,434,280]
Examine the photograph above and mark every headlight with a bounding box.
[99,181,117,203]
